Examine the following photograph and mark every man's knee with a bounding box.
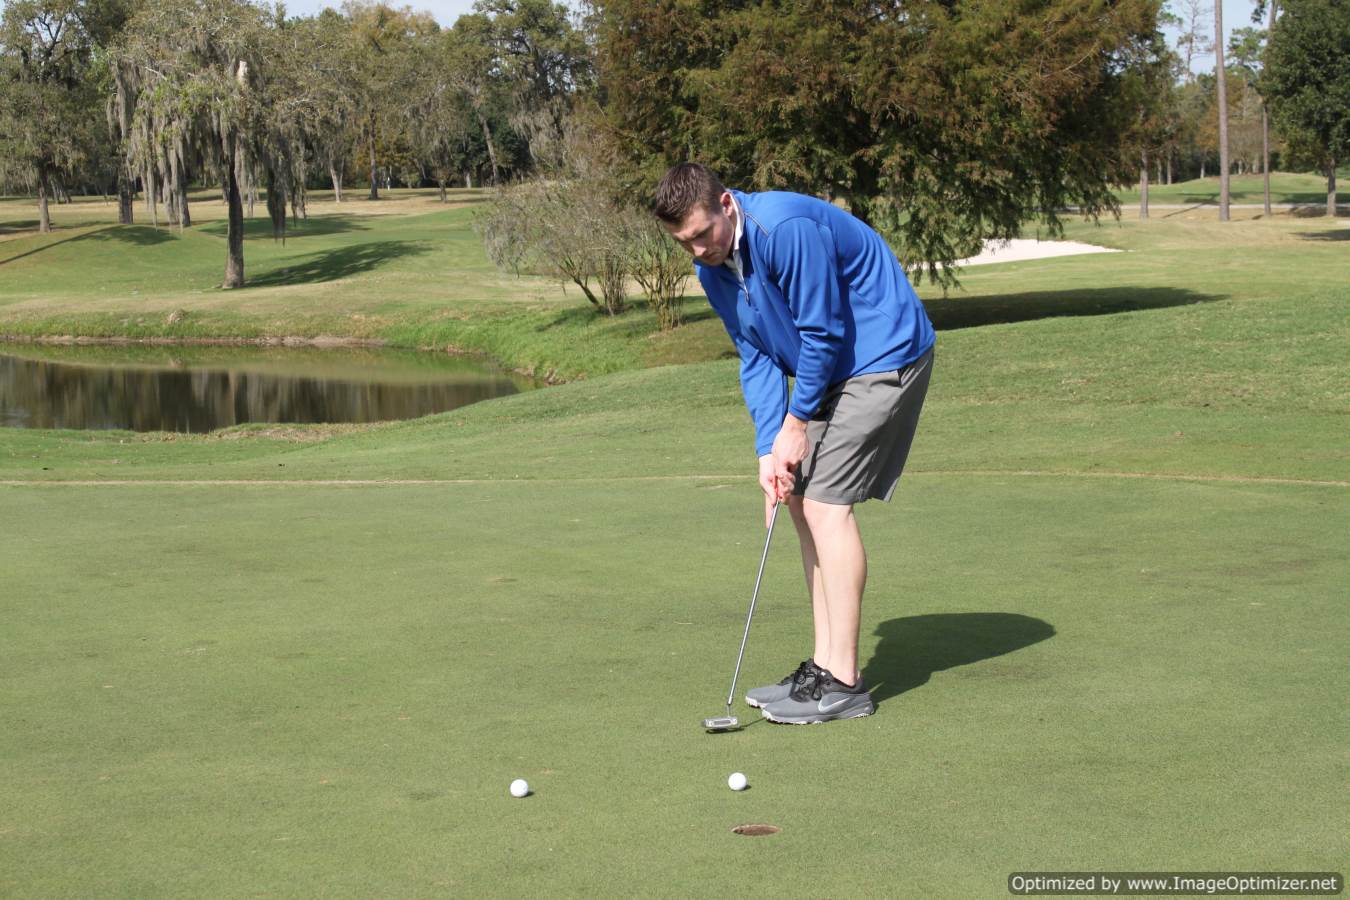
[802,497,854,531]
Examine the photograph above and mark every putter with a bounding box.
[703,501,781,733]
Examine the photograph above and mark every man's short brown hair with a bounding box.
[653,163,726,224]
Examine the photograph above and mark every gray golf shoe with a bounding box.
[760,666,874,724]
[744,659,818,709]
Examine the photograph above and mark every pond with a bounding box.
[0,343,538,432]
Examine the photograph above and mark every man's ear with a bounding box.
[720,191,735,218]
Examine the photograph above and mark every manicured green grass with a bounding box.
[3,475,1345,896]
[1,193,1346,896]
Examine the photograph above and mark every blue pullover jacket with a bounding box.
[696,190,936,456]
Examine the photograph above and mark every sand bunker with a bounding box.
[956,238,1122,267]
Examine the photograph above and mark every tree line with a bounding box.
[1,0,1344,302]
[1140,0,1347,220]
[0,0,589,287]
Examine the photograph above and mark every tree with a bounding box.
[1124,27,1180,218]
[282,10,359,203]
[0,0,113,233]
[595,0,1173,287]
[480,177,624,313]
[471,0,591,171]
[1215,0,1231,220]
[1253,1,1281,215]
[448,13,511,185]
[118,0,288,287]
[627,209,689,331]
[409,31,470,199]
[341,1,435,200]
[1170,0,1214,78]
[1264,0,1349,216]
[108,50,139,223]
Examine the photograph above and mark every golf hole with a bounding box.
[732,824,781,837]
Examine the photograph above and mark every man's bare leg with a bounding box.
[786,494,831,671]
[801,498,866,685]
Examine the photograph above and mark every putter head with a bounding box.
[703,715,740,733]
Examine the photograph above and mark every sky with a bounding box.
[1162,0,1273,75]
[279,0,1263,75]
[279,0,495,26]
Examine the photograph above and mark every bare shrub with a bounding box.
[626,210,691,331]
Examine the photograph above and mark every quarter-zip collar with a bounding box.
[724,192,747,286]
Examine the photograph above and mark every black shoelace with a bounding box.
[781,659,815,687]
[789,667,829,702]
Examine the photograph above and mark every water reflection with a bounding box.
[0,344,537,432]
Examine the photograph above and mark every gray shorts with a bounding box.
[793,348,933,505]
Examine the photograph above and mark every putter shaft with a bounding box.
[723,502,780,713]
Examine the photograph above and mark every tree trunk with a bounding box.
[330,162,343,204]
[1201,159,1206,180]
[1252,105,1263,218]
[1329,162,1339,218]
[293,159,306,221]
[1139,150,1150,220]
[265,169,285,242]
[223,143,245,289]
[1264,0,1278,217]
[438,179,447,202]
[145,164,158,226]
[117,167,135,224]
[163,171,179,226]
[476,109,500,186]
[1215,2,1230,221]
[367,118,379,200]
[37,165,52,234]
[1166,154,1173,185]
[175,142,191,227]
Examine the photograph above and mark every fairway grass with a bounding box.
[1113,168,1350,206]
[2,192,1347,896]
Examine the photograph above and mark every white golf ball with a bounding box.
[727,772,748,792]
[509,778,530,798]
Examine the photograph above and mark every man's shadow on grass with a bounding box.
[924,286,1222,330]
[864,612,1055,705]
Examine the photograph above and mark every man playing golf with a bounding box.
[655,163,935,724]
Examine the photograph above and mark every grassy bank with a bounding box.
[4,189,1349,385]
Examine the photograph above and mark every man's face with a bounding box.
[663,192,736,266]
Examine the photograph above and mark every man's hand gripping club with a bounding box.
[759,413,809,526]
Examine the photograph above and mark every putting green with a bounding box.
[2,469,1345,896]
